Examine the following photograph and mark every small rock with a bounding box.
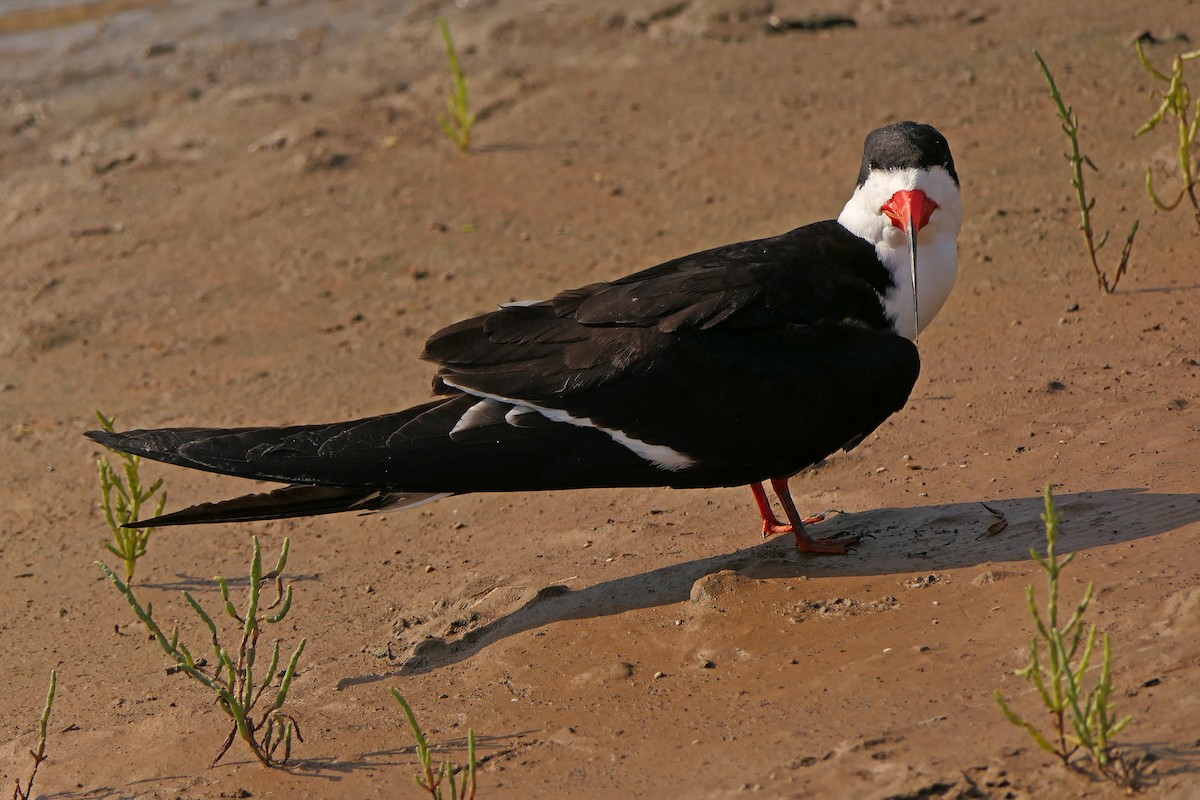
[969,568,1008,587]
[70,222,124,237]
[766,14,856,33]
[293,148,350,173]
[92,151,137,175]
[248,129,290,152]
[572,661,634,685]
[903,574,939,589]
[690,570,746,605]
[142,41,177,58]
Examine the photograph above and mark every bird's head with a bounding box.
[837,121,962,342]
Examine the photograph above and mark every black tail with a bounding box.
[83,398,449,487]
[131,485,444,528]
[85,393,677,527]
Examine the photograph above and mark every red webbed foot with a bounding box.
[751,479,862,556]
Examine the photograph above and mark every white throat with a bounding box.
[836,166,962,341]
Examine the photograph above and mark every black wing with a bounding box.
[86,394,674,495]
[422,220,916,481]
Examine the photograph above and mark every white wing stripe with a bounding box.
[440,379,696,471]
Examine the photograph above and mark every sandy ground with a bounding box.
[2,0,1199,797]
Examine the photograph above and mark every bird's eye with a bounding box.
[869,160,880,170]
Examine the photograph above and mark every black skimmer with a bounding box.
[87,121,960,555]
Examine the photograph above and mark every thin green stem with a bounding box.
[1134,42,1200,230]
[393,689,479,799]
[99,536,302,768]
[994,484,1131,781]
[1034,51,1139,292]
[437,17,476,152]
[12,671,56,800]
[94,410,166,581]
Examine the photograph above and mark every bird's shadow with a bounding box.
[340,487,1199,682]
[139,572,322,593]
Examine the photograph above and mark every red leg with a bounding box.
[751,481,792,536]
[751,482,829,538]
[769,478,860,555]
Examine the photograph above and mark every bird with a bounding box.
[87,120,961,555]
